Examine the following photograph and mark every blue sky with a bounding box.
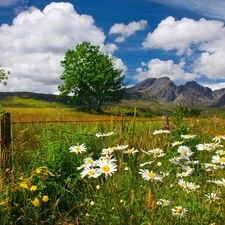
[1,0,225,93]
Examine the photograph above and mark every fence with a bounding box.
[0,112,11,168]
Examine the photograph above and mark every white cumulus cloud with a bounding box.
[109,20,148,43]
[142,16,223,54]
[134,58,198,83]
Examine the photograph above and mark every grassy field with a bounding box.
[1,101,225,224]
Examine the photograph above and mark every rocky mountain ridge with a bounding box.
[126,77,225,107]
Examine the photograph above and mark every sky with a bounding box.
[1,0,225,93]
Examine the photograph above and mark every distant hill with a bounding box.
[1,77,225,108]
[0,92,70,105]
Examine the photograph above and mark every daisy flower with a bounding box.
[97,159,117,176]
[185,160,199,165]
[139,169,163,182]
[148,148,166,158]
[96,132,114,137]
[182,165,195,174]
[212,155,225,164]
[169,156,182,165]
[83,157,94,166]
[153,129,170,135]
[181,134,196,139]
[177,145,193,159]
[178,179,187,189]
[171,141,183,147]
[212,135,225,143]
[172,206,188,218]
[156,199,171,207]
[196,143,212,152]
[101,148,114,156]
[115,145,129,150]
[215,150,225,155]
[205,192,221,203]
[204,163,224,171]
[69,143,86,154]
[186,182,200,193]
[214,178,225,186]
[176,170,193,178]
[124,148,139,155]
[81,167,101,179]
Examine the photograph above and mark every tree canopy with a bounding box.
[0,65,10,86]
[58,42,127,111]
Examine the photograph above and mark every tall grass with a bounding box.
[1,113,225,224]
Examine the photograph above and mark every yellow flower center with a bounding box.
[127,149,133,153]
[102,165,110,173]
[182,183,187,187]
[75,147,81,151]
[219,157,225,162]
[182,151,187,156]
[88,170,95,175]
[147,172,155,178]
[217,135,222,139]
[87,159,92,164]
[176,208,182,213]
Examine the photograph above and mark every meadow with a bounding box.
[1,104,225,224]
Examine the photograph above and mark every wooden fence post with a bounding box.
[0,112,12,169]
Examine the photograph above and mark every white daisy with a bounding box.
[212,155,225,164]
[181,134,196,139]
[213,178,225,186]
[205,192,221,203]
[115,145,129,150]
[80,167,101,179]
[176,170,193,178]
[169,156,182,165]
[148,148,166,158]
[172,206,188,218]
[204,163,224,171]
[96,132,114,137]
[196,143,212,151]
[101,148,114,156]
[215,150,225,155]
[69,143,87,154]
[186,182,200,193]
[153,129,170,135]
[212,135,225,143]
[139,169,163,182]
[97,159,117,176]
[124,148,139,155]
[177,145,193,159]
[156,199,171,207]
[178,179,187,189]
[171,141,183,147]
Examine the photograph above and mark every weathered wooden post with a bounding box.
[162,115,169,129]
[0,112,12,169]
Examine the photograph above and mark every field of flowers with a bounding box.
[1,112,225,224]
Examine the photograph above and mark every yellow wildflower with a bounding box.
[19,182,28,189]
[30,185,37,191]
[31,197,39,207]
[42,195,49,203]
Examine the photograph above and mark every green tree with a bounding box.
[58,42,127,111]
[0,65,10,86]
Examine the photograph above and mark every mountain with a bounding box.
[126,77,225,107]
[1,77,225,108]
